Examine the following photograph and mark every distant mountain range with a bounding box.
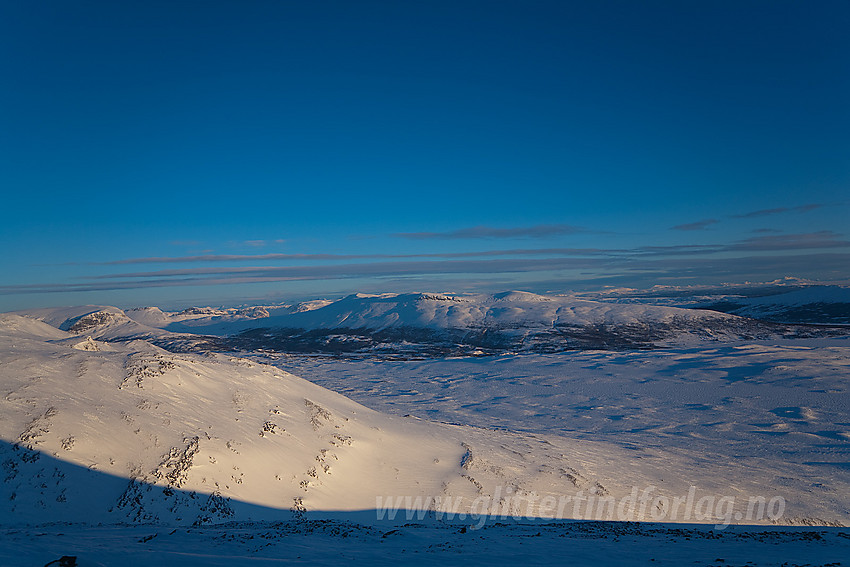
[689,286,850,325]
[578,283,850,325]
[14,289,850,357]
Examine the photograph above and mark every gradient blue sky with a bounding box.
[1,0,848,310]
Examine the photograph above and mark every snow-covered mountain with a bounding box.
[242,291,730,328]
[0,313,663,525]
[15,291,847,357]
[153,291,849,354]
[3,312,845,528]
[693,286,850,325]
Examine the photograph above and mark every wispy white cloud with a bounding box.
[98,248,617,265]
[732,203,824,219]
[393,224,585,240]
[727,231,850,251]
[671,219,718,231]
[102,253,361,265]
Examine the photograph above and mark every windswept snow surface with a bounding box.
[278,339,850,458]
[275,339,850,522]
[3,522,849,567]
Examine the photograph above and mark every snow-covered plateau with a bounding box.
[2,290,849,565]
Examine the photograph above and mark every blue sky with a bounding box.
[1,1,848,310]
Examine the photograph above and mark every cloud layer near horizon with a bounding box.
[4,231,848,297]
